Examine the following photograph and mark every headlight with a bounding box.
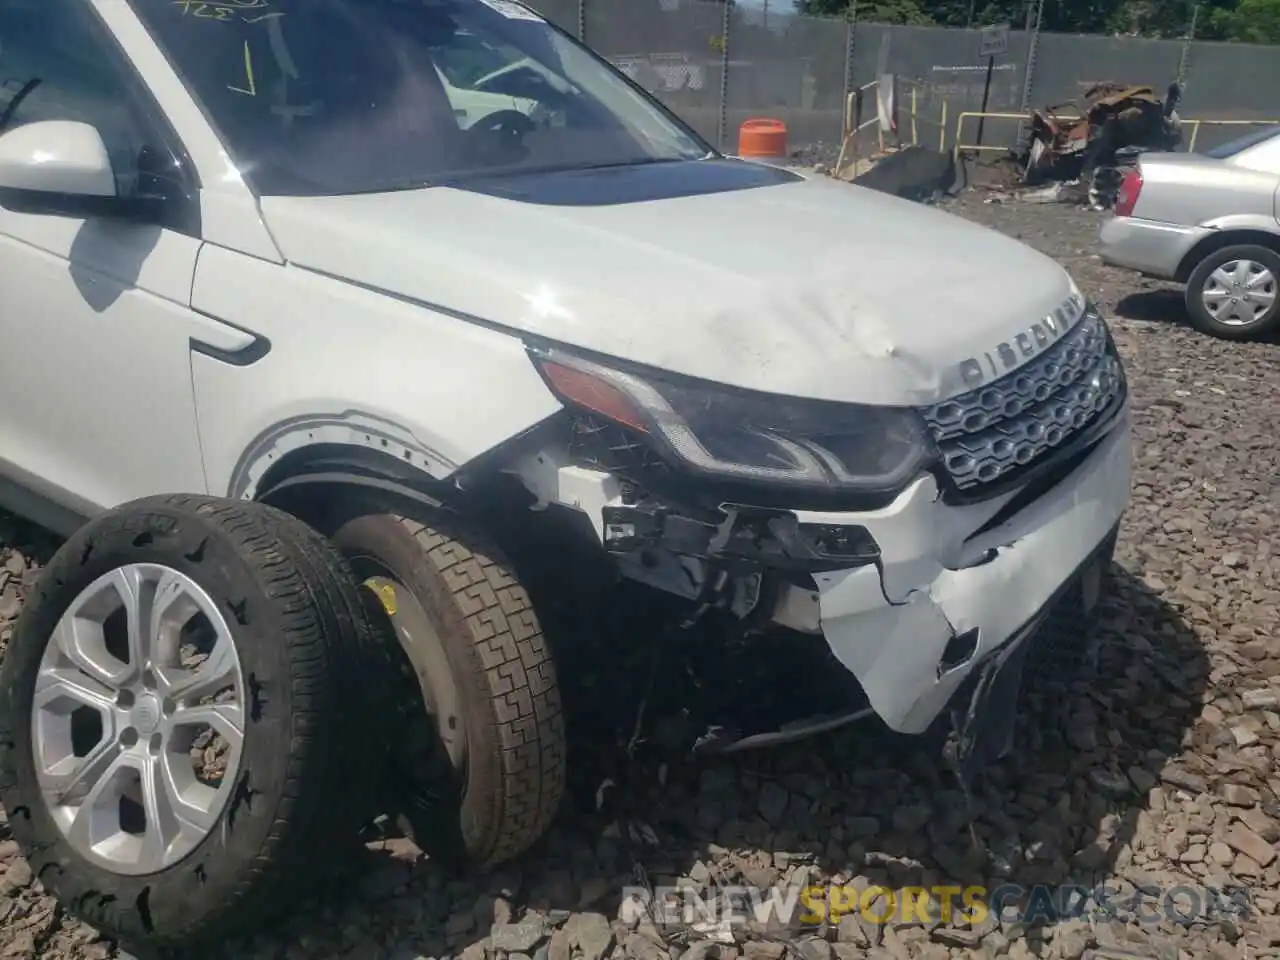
[531,348,933,494]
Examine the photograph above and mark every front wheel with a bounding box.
[0,496,390,951]
[1184,244,1280,341]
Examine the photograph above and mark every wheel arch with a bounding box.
[1175,228,1280,282]
[249,442,451,522]
[244,411,569,532]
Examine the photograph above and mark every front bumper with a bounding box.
[775,406,1132,735]
[1098,214,1208,280]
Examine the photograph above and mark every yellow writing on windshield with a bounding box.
[227,40,257,96]
[173,0,285,24]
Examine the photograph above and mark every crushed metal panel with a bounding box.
[812,417,1132,735]
[1020,79,1182,191]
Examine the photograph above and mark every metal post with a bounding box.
[1177,4,1199,87]
[1015,0,1045,144]
[975,55,995,148]
[577,0,586,43]
[716,0,732,152]
[1018,0,1044,113]
[911,86,918,145]
[842,3,857,139]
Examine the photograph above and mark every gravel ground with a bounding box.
[1,194,1279,960]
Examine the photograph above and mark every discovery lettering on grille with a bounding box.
[923,305,1124,492]
[957,293,1086,390]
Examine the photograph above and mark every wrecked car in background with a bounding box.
[1023,81,1183,205]
[0,0,1132,952]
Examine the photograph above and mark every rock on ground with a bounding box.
[1,197,1278,960]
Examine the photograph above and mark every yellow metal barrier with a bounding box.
[898,76,949,153]
[834,80,881,175]
[1183,118,1280,152]
[842,80,879,135]
[952,111,1280,156]
[952,111,1078,154]
[835,77,952,175]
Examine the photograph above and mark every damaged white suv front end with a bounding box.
[514,288,1130,778]
[0,0,1137,946]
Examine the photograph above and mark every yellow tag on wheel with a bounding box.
[366,580,398,617]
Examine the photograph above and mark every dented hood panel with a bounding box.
[261,171,1074,405]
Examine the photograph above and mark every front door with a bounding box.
[0,0,210,523]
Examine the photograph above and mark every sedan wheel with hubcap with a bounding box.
[1200,258,1275,327]
[1186,243,1280,341]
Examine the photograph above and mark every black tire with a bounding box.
[321,497,565,868]
[1184,244,1280,341]
[0,495,391,953]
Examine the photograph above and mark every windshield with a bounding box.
[1203,127,1280,160]
[129,0,712,196]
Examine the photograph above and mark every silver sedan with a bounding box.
[1098,126,1280,341]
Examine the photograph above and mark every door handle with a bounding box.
[190,315,271,367]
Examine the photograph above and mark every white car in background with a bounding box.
[1100,125,1280,341]
[0,0,1131,952]
[434,32,563,128]
[437,64,542,128]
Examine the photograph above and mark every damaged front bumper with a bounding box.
[513,329,1131,753]
[778,407,1131,735]
[552,402,1132,746]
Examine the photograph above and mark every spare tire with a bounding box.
[0,495,391,952]
[320,496,565,867]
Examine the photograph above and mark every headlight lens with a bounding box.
[532,349,933,494]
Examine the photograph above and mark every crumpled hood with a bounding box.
[259,166,1075,406]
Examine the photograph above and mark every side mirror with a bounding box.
[0,120,136,219]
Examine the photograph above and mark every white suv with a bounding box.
[0,0,1132,951]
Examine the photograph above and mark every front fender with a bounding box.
[188,244,563,500]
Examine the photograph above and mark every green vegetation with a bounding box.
[794,0,1280,44]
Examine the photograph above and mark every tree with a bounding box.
[1209,0,1280,42]
[792,0,1280,42]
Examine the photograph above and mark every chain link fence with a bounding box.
[523,0,1280,157]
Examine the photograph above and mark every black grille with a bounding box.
[922,308,1124,493]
